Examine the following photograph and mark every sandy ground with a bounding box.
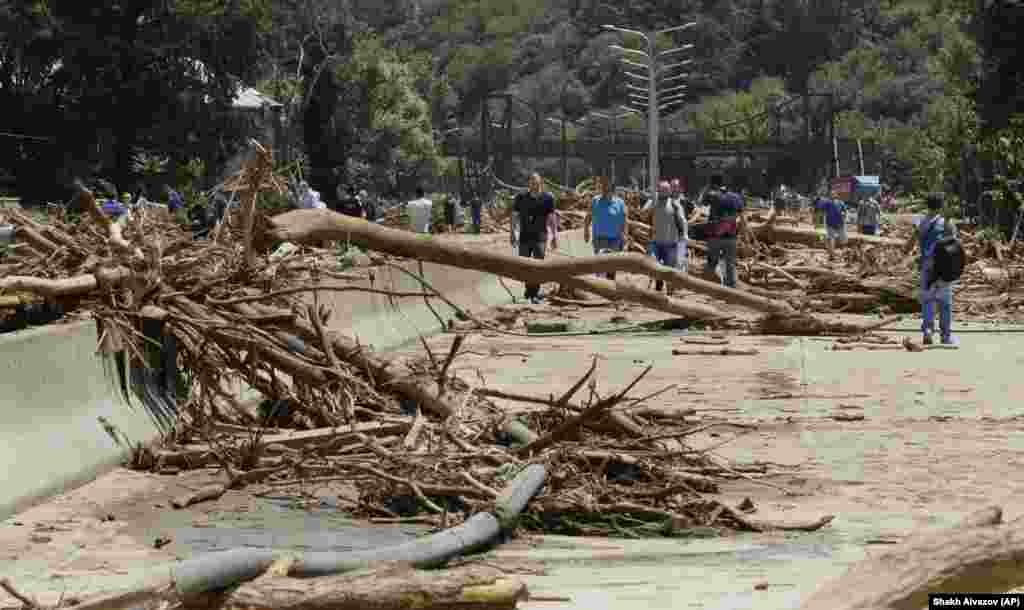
[4,266,1024,607]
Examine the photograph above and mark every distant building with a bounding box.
[220,87,285,178]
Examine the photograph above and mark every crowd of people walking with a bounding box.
[80,167,959,346]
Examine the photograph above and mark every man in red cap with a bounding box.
[642,180,688,293]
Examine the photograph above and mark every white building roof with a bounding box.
[233,87,283,110]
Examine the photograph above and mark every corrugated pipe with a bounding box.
[134,464,546,600]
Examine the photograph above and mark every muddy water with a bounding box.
[149,495,429,556]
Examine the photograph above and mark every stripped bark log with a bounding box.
[183,563,527,610]
[671,348,759,356]
[749,222,904,249]
[241,300,456,419]
[74,183,144,260]
[565,276,726,320]
[798,507,1024,610]
[0,266,131,297]
[264,210,793,316]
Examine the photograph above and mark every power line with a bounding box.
[0,131,54,142]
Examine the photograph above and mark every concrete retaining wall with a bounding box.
[323,230,591,352]
[0,321,161,520]
[0,228,594,519]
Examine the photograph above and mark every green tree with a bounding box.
[339,34,441,192]
[0,0,267,202]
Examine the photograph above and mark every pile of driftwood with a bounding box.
[0,143,836,530]
[146,350,832,536]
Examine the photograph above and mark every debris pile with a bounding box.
[140,348,831,536]
[0,145,833,543]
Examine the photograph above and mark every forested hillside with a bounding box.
[1,0,1021,207]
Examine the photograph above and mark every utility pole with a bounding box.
[604,22,696,208]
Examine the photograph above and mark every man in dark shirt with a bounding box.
[511,173,557,303]
[702,175,745,288]
[468,194,483,234]
[337,186,364,218]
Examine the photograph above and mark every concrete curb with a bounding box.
[0,321,160,520]
[0,229,596,519]
[323,230,592,352]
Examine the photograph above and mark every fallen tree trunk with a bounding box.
[185,563,526,610]
[561,275,726,320]
[799,506,1024,610]
[749,222,904,249]
[74,183,144,260]
[0,266,131,297]
[241,300,456,419]
[265,210,794,316]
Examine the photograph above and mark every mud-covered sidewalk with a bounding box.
[390,299,1024,609]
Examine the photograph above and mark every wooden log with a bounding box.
[171,484,226,509]
[185,563,527,610]
[265,210,794,316]
[242,301,457,420]
[0,266,131,297]
[797,507,1024,610]
[749,222,904,249]
[260,422,409,449]
[671,347,759,356]
[73,183,144,260]
[561,275,725,320]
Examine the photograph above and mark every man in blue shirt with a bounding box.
[584,176,629,281]
[815,196,847,259]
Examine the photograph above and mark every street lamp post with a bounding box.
[605,22,697,207]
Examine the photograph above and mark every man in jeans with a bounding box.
[643,180,687,293]
[511,173,557,303]
[703,175,744,288]
[468,194,483,234]
[857,196,882,235]
[584,176,628,281]
[905,193,958,346]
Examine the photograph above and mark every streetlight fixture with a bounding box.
[604,20,697,203]
[658,44,694,57]
[492,121,528,130]
[620,58,650,70]
[658,60,694,73]
[660,72,691,83]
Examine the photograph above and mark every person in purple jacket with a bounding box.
[815,196,848,259]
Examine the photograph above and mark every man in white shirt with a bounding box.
[298,181,326,210]
[407,187,433,233]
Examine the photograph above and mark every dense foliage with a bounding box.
[0,0,1021,210]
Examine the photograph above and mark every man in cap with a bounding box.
[643,180,687,292]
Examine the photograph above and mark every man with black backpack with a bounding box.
[702,175,745,288]
[905,193,965,346]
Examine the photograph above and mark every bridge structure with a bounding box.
[439,91,882,194]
